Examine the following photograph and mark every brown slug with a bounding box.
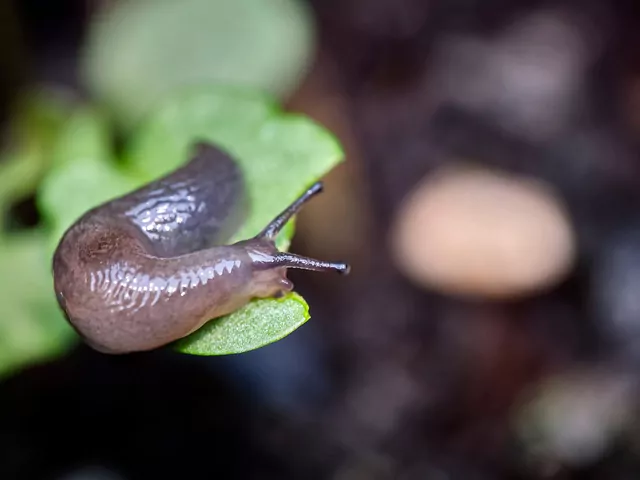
[52,141,349,354]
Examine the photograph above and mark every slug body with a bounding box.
[53,142,349,354]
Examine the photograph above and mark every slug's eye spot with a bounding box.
[93,238,115,255]
[279,278,293,291]
[79,232,121,261]
[96,240,110,252]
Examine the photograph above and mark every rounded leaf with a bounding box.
[82,0,316,128]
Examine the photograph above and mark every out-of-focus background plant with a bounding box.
[3,0,640,479]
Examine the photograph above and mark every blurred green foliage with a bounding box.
[0,84,343,375]
[0,90,80,379]
[0,0,334,376]
[0,232,75,378]
[82,0,315,129]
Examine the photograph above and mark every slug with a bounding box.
[52,141,350,354]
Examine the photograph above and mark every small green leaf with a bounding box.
[38,160,141,250]
[0,149,45,230]
[0,88,76,231]
[0,232,77,379]
[0,89,80,376]
[48,105,114,168]
[36,107,142,252]
[174,292,310,354]
[127,86,343,355]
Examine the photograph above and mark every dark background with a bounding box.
[3,0,640,478]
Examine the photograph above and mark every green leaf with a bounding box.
[0,148,45,230]
[0,232,77,379]
[48,105,114,168]
[0,88,76,231]
[0,89,80,377]
[174,293,310,354]
[36,107,142,252]
[38,160,141,251]
[127,85,343,250]
[10,88,76,151]
[128,86,343,355]
[81,0,315,129]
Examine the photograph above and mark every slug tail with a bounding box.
[258,182,323,240]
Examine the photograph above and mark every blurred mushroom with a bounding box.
[390,164,576,299]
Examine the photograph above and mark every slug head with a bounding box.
[237,181,350,299]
